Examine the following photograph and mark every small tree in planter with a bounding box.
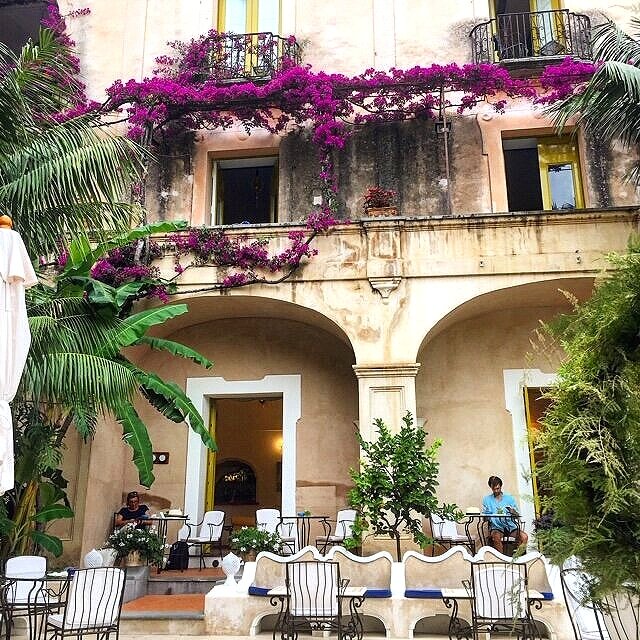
[348,411,459,561]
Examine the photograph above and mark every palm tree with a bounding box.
[0,31,215,559]
[548,16,640,183]
[0,28,144,258]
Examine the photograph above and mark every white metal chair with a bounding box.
[4,555,49,610]
[182,510,228,569]
[467,561,537,640]
[430,514,475,555]
[315,509,356,553]
[560,565,607,640]
[256,508,296,554]
[45,568,126,640]
[273,560,363,639]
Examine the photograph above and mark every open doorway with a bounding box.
[524,386,552,517]
[205,397,283,526]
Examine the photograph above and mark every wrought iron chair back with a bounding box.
[256,508,296,553]
[184,510,228,569]
[468,561,536,639]
[334,510,356,540]
[599,590,639,640]
[46,568,126,638]
[560,567,606,640]
[4,556,47,606]
[283,561,342,633]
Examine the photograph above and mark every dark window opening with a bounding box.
[0,2,48,54]
[213,157,278,225]
[214,460,257,505]
[504,142,543,212]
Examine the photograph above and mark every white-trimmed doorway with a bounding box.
[184,375,301,523]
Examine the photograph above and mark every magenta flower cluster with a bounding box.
[84,208,339,297]
[536,56,598,104]
[90,241,163,287]
[167,207,339,289]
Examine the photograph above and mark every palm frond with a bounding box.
[591,19,640,65]
[116,403,155,487]
[21,353,137,412]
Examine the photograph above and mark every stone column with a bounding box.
[352,363,421,440]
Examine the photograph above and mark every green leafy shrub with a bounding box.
[536,241,640,596]
[106,523,164,565]
[229,526,283,555]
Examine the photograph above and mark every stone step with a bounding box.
[120,613,206,636]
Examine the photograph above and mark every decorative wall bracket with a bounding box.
[369,276,401,302]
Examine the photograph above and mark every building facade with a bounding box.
[13,0,637,561]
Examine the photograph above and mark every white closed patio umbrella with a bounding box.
[0,215,37,493]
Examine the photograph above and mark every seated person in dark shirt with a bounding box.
[115,491,151,528]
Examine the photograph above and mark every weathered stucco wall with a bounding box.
[417,304,568,511]
[123,316,359,519]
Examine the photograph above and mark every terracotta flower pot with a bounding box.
[240,550,257,563]
[125,550,143,566]
[364,206,398,217]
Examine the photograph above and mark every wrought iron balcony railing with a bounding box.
[470,9,591,64]
[206,32,301,82]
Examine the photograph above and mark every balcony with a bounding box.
[206,32,301,83]
[470,10,591,66]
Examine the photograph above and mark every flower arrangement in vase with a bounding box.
[105,523,164,566]
[362,186,398,217]
[229,526,283,561]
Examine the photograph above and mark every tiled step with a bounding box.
[121,594,206,635]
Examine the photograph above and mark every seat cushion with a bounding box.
[248,585,270,596]
[405,588,443,599]
[365,588,392,598]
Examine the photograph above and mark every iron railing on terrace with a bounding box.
[206,31,301,82]
[470,9,591,64]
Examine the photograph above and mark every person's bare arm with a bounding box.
[115,513,126,527]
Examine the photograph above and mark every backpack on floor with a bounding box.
[166,540,189,570]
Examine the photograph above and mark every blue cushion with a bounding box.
[248,585,270,596]
[405,588,443,598]
[364,588,392,598]
[541,591,554,600]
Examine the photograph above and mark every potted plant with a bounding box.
[362,186,398,217]
[348,411,459,561]
[105,523,164,566]
[229,526,283,561]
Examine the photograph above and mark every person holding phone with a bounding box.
[481,476,528,553]
[115,491,151,528]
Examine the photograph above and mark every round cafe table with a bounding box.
[463,512,524,549]
[281,515,331,551]
[147,514,189,573]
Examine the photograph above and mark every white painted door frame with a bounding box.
[184,374,301,523]
[503,368,557,534]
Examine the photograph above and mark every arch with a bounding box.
[416,276,595,360]
[154,293,354,351]
[214,459,257,505]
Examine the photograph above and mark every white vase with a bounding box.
[221,552,242,587]
[84,549,103,568]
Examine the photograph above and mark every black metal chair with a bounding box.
[429,514,475,555]
[271,560,363,640]
[316,509,356,554]
[183,510,229,569]
[44,568,126,640]
[256,508,296,555]
[466,561,538,640]
[560,566,606,640]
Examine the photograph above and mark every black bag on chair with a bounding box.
[166,541,189,570]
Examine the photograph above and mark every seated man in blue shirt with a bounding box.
[481,476,528,553]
